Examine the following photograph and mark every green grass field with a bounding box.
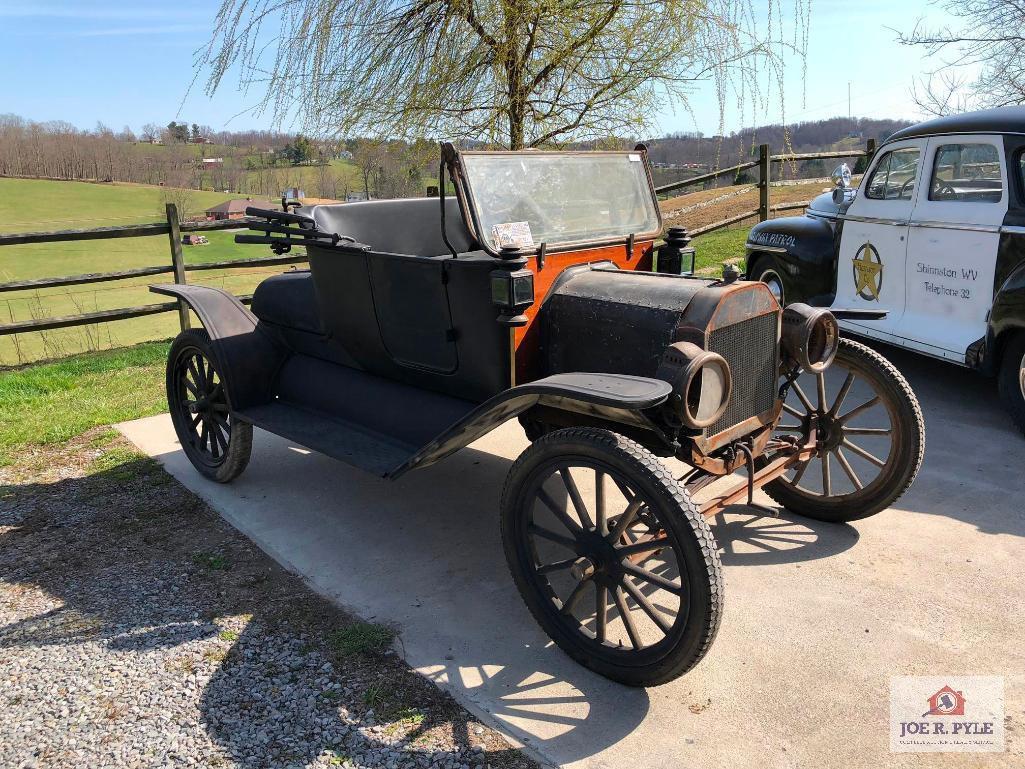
[0,179,297,365]
[690,227,750,274]
[0,341,169,466]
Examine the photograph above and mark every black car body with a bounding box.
[151,145,924,686]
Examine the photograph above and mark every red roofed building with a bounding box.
[205,198,273,221]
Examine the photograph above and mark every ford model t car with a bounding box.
[746,106,1025,434]
[152,145,924,686]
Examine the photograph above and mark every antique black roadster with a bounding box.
[152,145,924,686]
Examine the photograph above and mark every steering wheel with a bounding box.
[898,178,916,199]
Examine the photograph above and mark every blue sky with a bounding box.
[0,0,963,137]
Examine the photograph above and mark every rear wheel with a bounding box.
[997,331,1025,437]
[763,338,924,522]
[501,427,723,686]
[167,329,252,483]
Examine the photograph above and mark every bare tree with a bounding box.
[200,0,809,149]
[897,0,1025,115]
[159,185,197,221]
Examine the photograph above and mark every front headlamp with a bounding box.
[781,303,839,373]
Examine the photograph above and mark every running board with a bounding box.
[236,401,417,476]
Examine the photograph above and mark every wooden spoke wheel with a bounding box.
[167,329,252,483]
[501,427,723,687]
[765,337,924,522]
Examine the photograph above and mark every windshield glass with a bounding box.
[459,152,661,250]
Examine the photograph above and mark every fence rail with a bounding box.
[0,205,303,339]
[655,140,876,237]
[1,140,880,345]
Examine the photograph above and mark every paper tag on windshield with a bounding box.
[492,221,534,249]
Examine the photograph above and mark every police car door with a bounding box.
[903,137,1007,363]
[835,141,925,340]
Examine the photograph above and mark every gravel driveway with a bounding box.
[0,430,537,769]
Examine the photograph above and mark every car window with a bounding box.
[929,143,1003,202]
[864,148,920,201]
[1018,150,1025,197]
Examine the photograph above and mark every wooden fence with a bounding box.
[653,140,877,236]
[0,204,307,340]
[0,141,880,347]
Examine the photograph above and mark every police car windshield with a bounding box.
[865,148,920,201]
[459,151,661,251]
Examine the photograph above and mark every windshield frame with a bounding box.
[448,147,663,257]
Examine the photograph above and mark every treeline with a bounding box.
[644,116,914,171]
[0,114,445,206]
[0,114,299,189]
[0,112,919,206]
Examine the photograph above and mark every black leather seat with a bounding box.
[306,197,477,256]
[251,270,322,333]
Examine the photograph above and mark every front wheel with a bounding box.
[167,329,252,483]
[749,255,785,305]
[501,427,723,687]
[763,338,925,522]
[997,331,1025,437]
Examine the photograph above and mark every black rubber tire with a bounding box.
[763,338,924,522]
[500,427,723,687]
[997,331,1025,437]
[166,328,253,483]
[748,254,785,305]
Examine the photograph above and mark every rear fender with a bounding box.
[150,284,287,410]
[391,373,672,477]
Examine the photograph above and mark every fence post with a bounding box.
[165,203,190,332]
[865,138,877,167]
[758,144,770,222]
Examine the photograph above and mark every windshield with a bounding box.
[458,152,661,251]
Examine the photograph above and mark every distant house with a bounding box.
[201,157,224,165]
[205,198,272,220]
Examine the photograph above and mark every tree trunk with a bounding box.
[509,109,524,150]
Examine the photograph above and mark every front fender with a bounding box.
[391,373,672,477]
[150,284,286,410]
[746,213,840,305]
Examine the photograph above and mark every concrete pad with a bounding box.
[119,346,1024,769]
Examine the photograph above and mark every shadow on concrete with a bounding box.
[710,507,859,566]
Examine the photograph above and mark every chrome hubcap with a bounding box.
[762,270,784,303]
[1019,354,1025,400]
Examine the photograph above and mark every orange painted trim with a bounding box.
[514,239,656,384]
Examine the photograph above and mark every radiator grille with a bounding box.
[707,312,779,436]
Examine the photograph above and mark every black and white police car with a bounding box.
[745,106,1025,434]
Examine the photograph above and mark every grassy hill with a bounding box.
[0,179,292,366]
[0,178,232,234]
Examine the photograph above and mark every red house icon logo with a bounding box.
[922,685,966,717]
